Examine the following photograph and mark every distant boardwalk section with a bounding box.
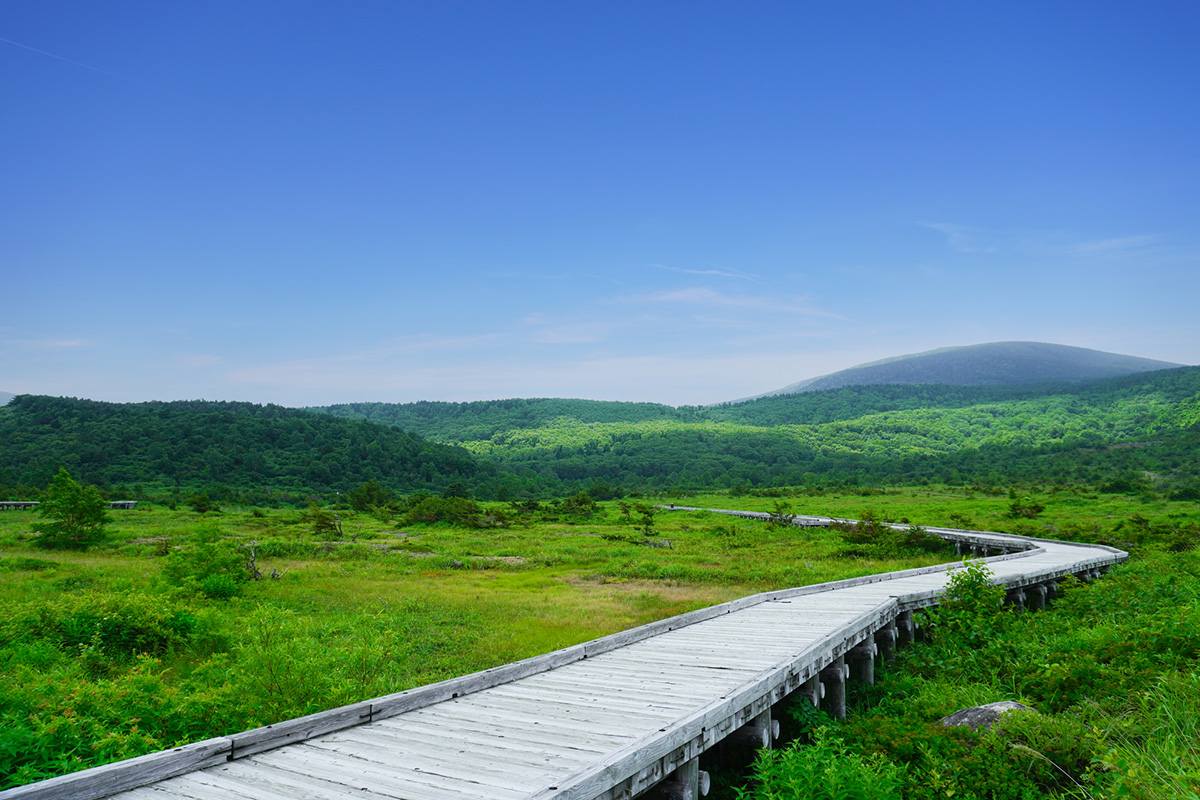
[0,500,138,510]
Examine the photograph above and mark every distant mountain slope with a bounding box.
[0,395,498,498]
[316,386,1056,441]
[318,398,688,442]
[760,342,1180,397]
[461,366,1200,492]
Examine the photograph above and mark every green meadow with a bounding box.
[0,497,951,788]
[2,486,1196,793]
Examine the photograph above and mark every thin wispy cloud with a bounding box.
[1069,234,1160,255]
[629,286,843,319]
[655,264,760,281]
[919,222,996,254]
[178,354,223,368]
[0,35,115,77]
[225,333,500,386]
[5,337,92,350]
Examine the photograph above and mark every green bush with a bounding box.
[836,513,950,558]
[163,530,247,597]
[922,559,1007,649]
[1,593,197,658]
[736,729,904,800]
[401,495,505,528]
[559,491,598,517]
[199,574,241,600]
[347,480,395,512]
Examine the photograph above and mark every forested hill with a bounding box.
[320,368,1200,495]
[318,398,686,442]
[0,396,502,500]
[760,341,1180,396]
[316,387,1047,441]
[314,369,1198,442]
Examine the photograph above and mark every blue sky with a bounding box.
[3,1,1198,405]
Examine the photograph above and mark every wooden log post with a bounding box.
[1007,587,1026,609]
[800,674,825,707]
[1027,584,1047,611]
[728,708,776,750]
[849,640,876,685]
[656,758,710,800]
[876,624,897,662]
[897,611,915,646]
[820,657,847,720]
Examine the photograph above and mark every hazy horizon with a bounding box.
[4,3,1199,406]
[0,339,1190,408]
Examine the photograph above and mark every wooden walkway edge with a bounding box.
[2,510,1128,800]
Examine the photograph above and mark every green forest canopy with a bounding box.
[2,367,1198,501]
[0,396,501,502]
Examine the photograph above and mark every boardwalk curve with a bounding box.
[3,510,1127,800]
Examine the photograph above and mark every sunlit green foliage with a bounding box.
[735,729,904,800]
[458,368,1200,493]
[32,468,109,550]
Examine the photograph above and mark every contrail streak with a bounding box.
[0,35,114,76]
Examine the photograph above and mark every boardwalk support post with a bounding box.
[849,640,876,685]
[897,611,915,645]
[1007,587,1026,609]
[800,674,825,707]
[876,624,897,661]
[1028,584,1047,611]
[821,657,847,720]
[657,758,710,800]
[730,709,776,749]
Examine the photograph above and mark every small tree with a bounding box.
[561,491,598,518]
[188,492,220,514]
[633,503,657,537]
[307,502,344,539]
[768,501,795,528]
[1008,496,1044,519]
[33,468,109,550]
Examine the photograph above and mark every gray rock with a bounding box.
[940,701,1033,730]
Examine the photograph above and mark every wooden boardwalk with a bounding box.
[4,510,1127,800]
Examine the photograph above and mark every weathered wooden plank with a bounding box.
[333,722,599,768]
[376,714,614,758]
[211,760,408,800]
[0,738,233,800]
[412,705,635,748]
[228,702,372,760]
[256,744,526,800]
[304,736,554,788]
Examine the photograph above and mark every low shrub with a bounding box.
[163,529,248,599]
[736,729,904,800]
[921,559,1008,650]
[400,495,506,528]
[836,513,950,558]
[1,592,198,658]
